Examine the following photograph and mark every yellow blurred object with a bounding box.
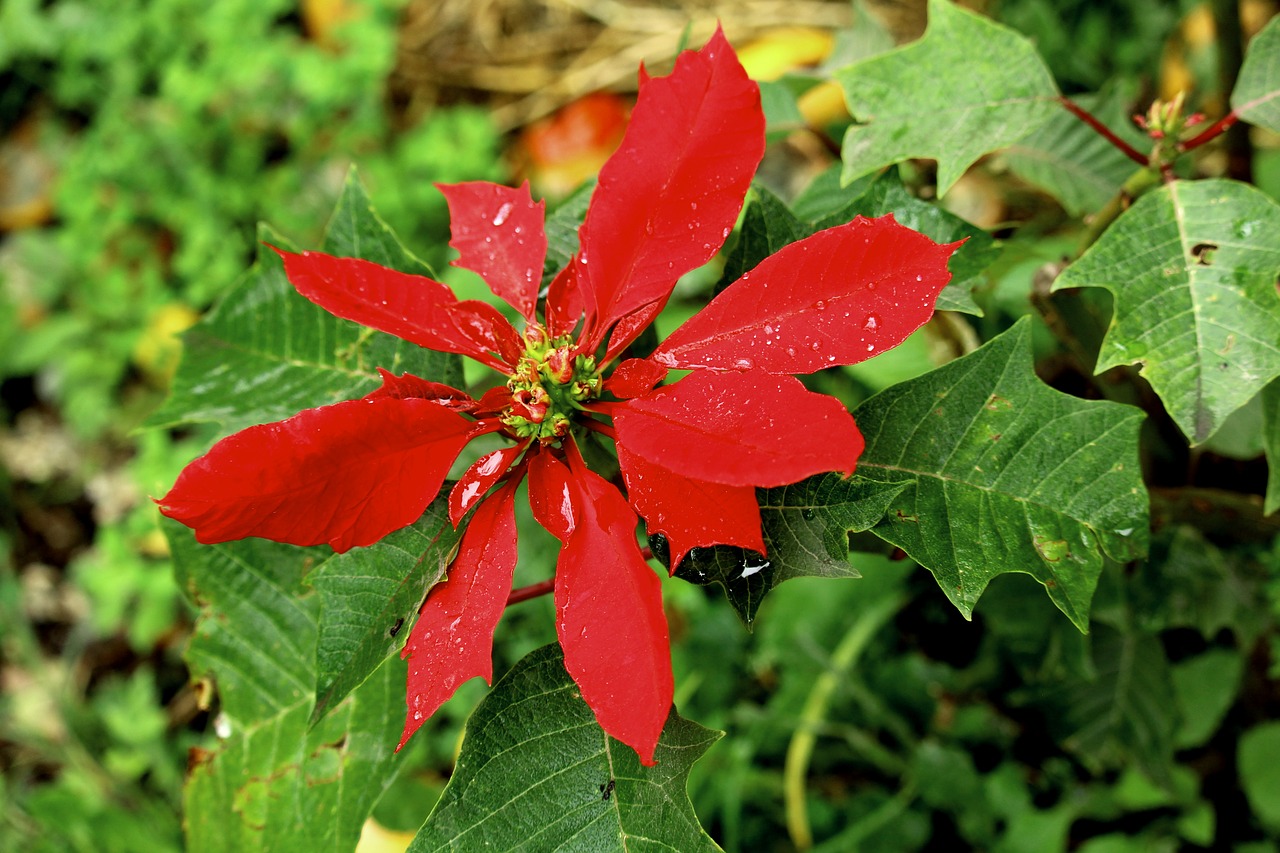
[798,80,850,127]
[302,0,363,47]
[355,818,417,853]
[736,27,834,81]
[0,116,56,231]
[132,303,200,384]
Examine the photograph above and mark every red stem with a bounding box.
[1057,95,1149,167]
[507,578,555,606]
[582,417,617,440]
[1180,111,1240,151]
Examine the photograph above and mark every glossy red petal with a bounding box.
[275,248,519,371]
[604,358,669,399]
[604,297,668,364]
[397,482,519,750]
[575,28,764,350]
[527,448,576,542]
[438,181,546,322]
[448,443,526,527]
[556,460,672,765]
[546,261,584,339]
[366,368,475,411]
[617,443,764,569]
[651,216,962,373]
[157,397,474,552]
[613,369,863,487]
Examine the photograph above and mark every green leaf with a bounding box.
[147,169,461,434]
[660,475,908,628]
[308,493,462,724]
[1004,85,1147,216]
[409,644,721,852]
[719,185,808,288]
[1239,722,1280,832]
[837,0,1060,195]
[854,318,1148,630]
[542,178,593,285]
[1171,648,1243,749]
[823,169,994,315]
[1231,13,1280,134]
[1032,624,1179,785]
[1053,178,1280,444]
[1264,378,1280,514]
[168,523,404,853]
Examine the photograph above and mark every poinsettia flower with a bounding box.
[157,29,960,766]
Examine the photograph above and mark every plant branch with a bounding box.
[1180,111,1241,152]
[1058,95,1148,166]
[507,578,554,605]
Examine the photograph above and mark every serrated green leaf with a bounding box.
[1053,179,1280,444]
[1264,378,1280,514]
[308,493,462,725]
[854,318,1148,630]
[1032,624,1179,785]
[661,475,907,628]
[1004,85,1147,216]
[147,169,461,434]
[822,169,994,315]
[168,523,404,853]
[1231,14,1280,134]
[409,644,721,852]
[837,0,1060,195]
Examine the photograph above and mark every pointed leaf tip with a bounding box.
[653,216,960,374]
[398,482,520,750]
[556,461,672,765]
[439,180,547,322]
[158,396,475,553]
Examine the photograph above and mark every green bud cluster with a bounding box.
[502,325,602,442]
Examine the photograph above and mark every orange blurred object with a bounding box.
[516,92,630,198]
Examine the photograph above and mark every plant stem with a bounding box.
[783,594,903,851]
[507,578,554,605]
[1057,95,1148,166]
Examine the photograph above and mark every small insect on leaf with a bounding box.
[388,617,405,638]
[600,779,616,801]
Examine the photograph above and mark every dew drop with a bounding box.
[492,202,514,226]
[809,341,820,351]
[413,711,423,721]
[733,357,755,370]
[690,201,698,211]
[764,324,774,335]
[814,300,826,311]
[864,314,879,331]
[866,343,875,352]
[915,274,923,282]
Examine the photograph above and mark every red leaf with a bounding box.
[527,448,576,542]
[575,28,764,350]
[546,261,584,339]
[449,443,526,527]
[156,397,474,552]
[604,297,668,364]
[556,458,672,765]
[398,482,520,750]
[275,248,522,371]
[604,358,668,399]
[650,216,962,373]
[613,369,863,487]
[366,368,475,410]
[438,181,546,322]
[617,443,764,569]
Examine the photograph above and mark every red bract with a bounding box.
[157,29,961,766]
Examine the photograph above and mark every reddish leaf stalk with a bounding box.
[582,417,617,440]
[1180,111,1240,152]
[507,578,555,605]
[1057,95,1148,167]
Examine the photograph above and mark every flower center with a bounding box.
[502,325,601,442]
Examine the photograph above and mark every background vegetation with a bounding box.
[3,0,1279,850]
